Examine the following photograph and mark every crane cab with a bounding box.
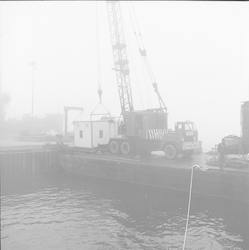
[120,109,168,139]
[109,109,168,156]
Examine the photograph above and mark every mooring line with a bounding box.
[182,165,200,250]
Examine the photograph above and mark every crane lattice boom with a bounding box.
[106,1,134,112]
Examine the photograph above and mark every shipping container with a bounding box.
[73,120,118,148]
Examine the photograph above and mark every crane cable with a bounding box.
[92,1,111,119]
[126,2,151,108]
[129,1,156,84]
[96,1,102,102]
[127,2,157,108]
[122,3,144,110]
[130,2,157,84]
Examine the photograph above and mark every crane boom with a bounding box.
[105,1,200,158]
[106,1,134,112]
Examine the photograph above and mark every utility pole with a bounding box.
[29,61,36,123]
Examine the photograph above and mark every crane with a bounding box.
[106,1,166,112]
[106,1,168,156]
[106,1,200,158]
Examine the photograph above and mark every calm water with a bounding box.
[1,173,248,250]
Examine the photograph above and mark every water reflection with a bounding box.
[1,174,248,250]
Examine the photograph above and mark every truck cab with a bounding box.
[175,121,198,142]
[161,121,200,159]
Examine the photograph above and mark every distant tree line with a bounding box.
[1,113,64,138]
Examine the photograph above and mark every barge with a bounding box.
[57,99,248,204]
[59,150,249,204]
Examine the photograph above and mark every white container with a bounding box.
[74,120,118,148]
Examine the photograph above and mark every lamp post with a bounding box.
[29,61,36,123]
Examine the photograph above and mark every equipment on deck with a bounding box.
[106,1,200,158]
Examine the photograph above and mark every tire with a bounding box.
[110,140,119,154]
[164,144,177,159]
[182,149,194,157]
[120,141,131,155]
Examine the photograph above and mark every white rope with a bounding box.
[182,165,199,250]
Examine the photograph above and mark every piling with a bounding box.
[0,148,60,180]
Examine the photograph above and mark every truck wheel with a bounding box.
[110,141,119,154]
[182,149,194,157]
[164,144,177,159]
[120,141,131,155]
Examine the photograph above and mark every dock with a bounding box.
[0,140,61,179]
[1,140,248,204]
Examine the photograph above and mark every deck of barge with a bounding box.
[0,140,73,151]
[1,138,247,175]
[65,149,249,173]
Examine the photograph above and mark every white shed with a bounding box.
[74,119,118,148]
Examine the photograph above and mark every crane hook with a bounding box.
[97,88,103,103]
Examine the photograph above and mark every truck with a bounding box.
[106,1,201,159]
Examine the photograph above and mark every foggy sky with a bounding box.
[0,1,249,150]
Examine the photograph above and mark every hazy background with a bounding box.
[1,1,248,150]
